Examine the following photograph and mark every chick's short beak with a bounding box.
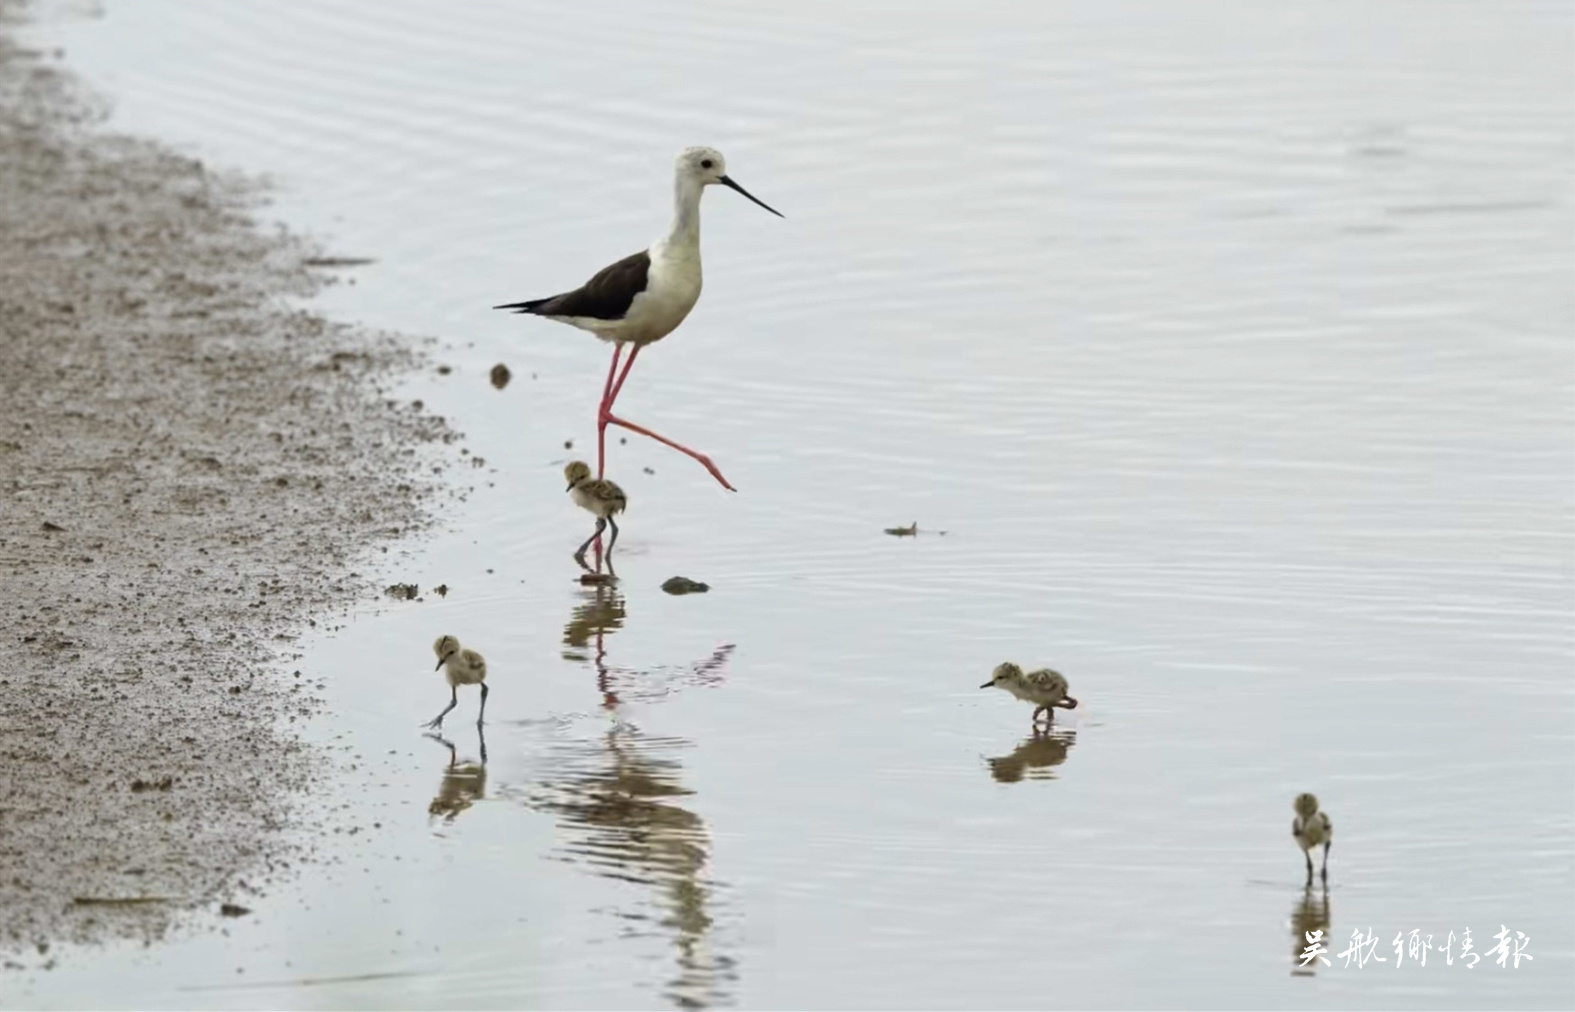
[980,680,994,689]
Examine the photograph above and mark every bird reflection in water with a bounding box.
[561,583,734,707]
[562,582,628,707]
[986,727,1077,783]
[524,722,735,1009]
[1289,883,1332,976]
[541,588,740,1007]
[425,726,487,823]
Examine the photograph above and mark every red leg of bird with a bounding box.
[603,413,736,491]
[599,345,735,491]
[588,343,625,572]
[605,343,641,409]
[596,343,624,480]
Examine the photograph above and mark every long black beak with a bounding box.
[565,482,574,492]
[719,175,783,217]
[980,680,994,689]
[435,652,453,671]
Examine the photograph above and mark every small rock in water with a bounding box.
[563,439,573,450]
[385,582,419,600]
[642,466,655,475]
[219,903,251,918]
[661,576,710,595]
[578,572,614,586]
[490,363,511,389]
[884,522,919,537]
[433,584,449,598]
[436,364,452,375]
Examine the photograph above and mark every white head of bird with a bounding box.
[674,146,783,219]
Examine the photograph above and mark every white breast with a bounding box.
[623,242,701,344]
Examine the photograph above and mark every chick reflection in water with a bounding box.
[562,583,733,708]
[426,727,488,823]
[562,582,627,707]
[986,727,1077,783]
[1289,882,1332,976]
[524,723,734,1009]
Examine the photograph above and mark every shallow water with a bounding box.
[14,0,1574,1007]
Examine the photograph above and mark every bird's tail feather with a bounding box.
[493,297,554,314]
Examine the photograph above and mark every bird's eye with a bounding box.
[700,159,714,169]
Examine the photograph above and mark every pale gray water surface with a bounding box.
[13,1,1573,1007]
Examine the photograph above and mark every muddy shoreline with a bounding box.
[0,4,452,955]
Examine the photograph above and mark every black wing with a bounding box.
[494,250,650,321]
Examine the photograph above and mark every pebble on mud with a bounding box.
[661,576,710,595]
[489,363,511,389]
[436,364,452,375]
[434,584,449,598]
[218,903,251,918]
[385,583,419,600]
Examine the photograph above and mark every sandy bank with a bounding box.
[0,4,452,954]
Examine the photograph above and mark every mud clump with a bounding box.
[490,363,511,389]
[386,582,420,601]
[883,522,947,537]
[661,576,710,595]
[0,10,451,957]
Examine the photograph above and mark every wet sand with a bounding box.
[0,5,450,953]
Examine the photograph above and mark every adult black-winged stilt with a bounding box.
[496,146,782,492]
